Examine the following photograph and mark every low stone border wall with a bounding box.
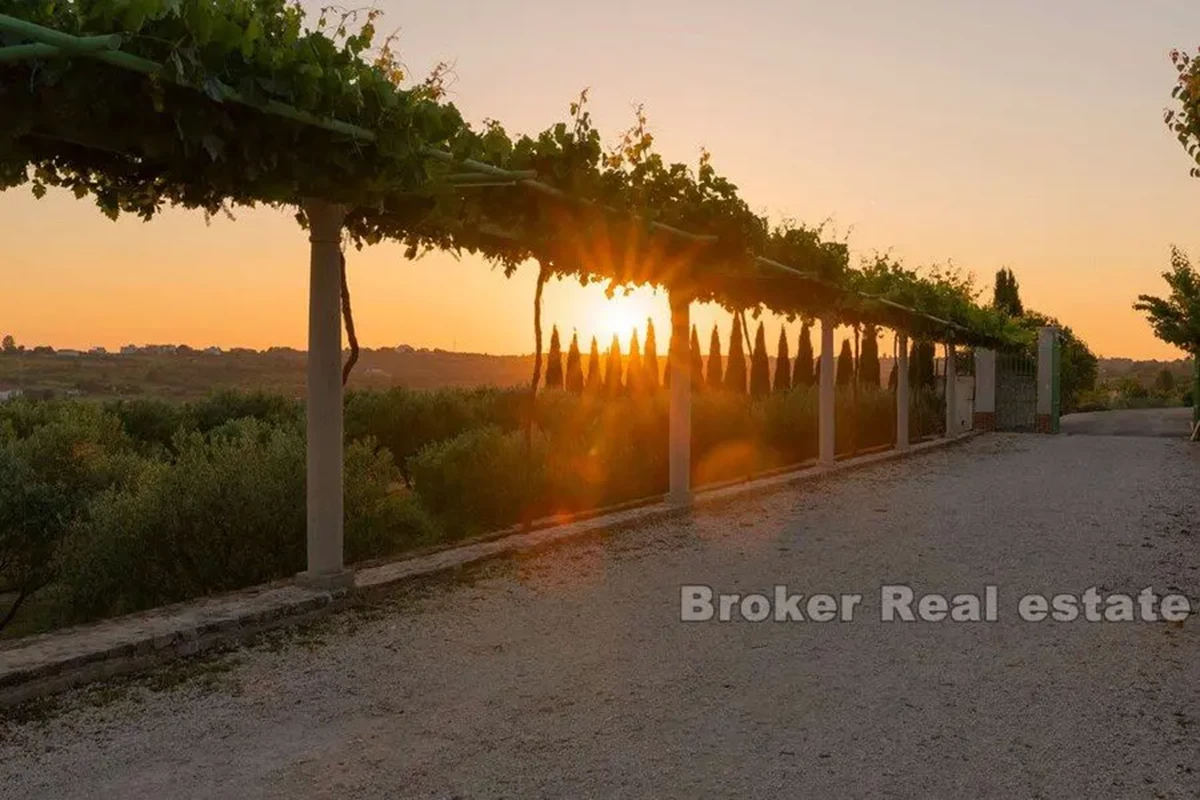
[0,431,979,707]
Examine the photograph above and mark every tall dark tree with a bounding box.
[859,324,881,387]
[725,318,747,394]
[626,330,644,394]
[888,361,898,391]
[836,340,855,386]
[909,340,936,390]
[993,267,1024,317]
[544,326,564,389]
[690,324,705,391]
[565,332,584,393]
[604,334,623,395]
[749,322,771,397]
[643,318,660,390]
[585,337,602,392]
[774,326,791,392]
[793,322,815,387]
[707,324,724,389]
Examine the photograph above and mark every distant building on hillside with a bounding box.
[203,346,222,355]
[395,344,415,353]
[120,344,139,355]
[89,346,107,355]
[0,387,23,402]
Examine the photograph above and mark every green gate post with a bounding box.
[1192,353,1199,441]
[1036,327,1059,434]
[1050,334,1061,433]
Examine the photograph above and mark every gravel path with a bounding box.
[2,434,1199,799]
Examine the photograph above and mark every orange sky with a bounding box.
[3,0,1200,360]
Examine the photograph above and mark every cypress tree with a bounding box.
[604,334,623,395]
[707,324,724,389]
[565,332,584,393]
[585,336,602,392]
[859,324,881,387]
[725,318,747,394]
[836,339,854,386]
[993,267,1024,317]
[908,339,936,390]
[626,330,644,395]
[888,361,898,391]
[793,323,815,387]
[643,318,660,390]
[690,324,704,390]
[750,322,771,397]
[774,326,791,392]
[544,326,564,389]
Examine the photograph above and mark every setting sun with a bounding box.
[583,290,661,348]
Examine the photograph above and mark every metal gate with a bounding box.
[996,351,1037,431]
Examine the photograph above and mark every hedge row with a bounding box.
[0,385,942,637]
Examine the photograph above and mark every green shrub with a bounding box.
[910,386,945,439]
[754,388,819,465]
[106,396,188,452]
[187,389,302,434]
[0,402,140,630]
[345,387,523,485]
[846,387,895,450]
[55,420,426,623]
[410,426,546,535]
[57,419,308,620]
[344,438,442,561]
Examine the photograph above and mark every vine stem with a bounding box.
[340,250,359,386]
[851,324,860,456]
[523,262,551,530]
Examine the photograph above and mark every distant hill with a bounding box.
[1098,357,1194,384]
[0,347,542,400]
[7,346,1165,401]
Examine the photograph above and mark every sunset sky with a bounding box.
[4,0,1200,359]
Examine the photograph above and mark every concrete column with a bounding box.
[896,332,910,450]
[1036,326,1058,434]
[819,316,835,465]
[668,292,691,506]
[299,199,352,589]
[944,343,957,437]
[973,348,997,431]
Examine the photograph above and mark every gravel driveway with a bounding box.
[2,433,1199,799]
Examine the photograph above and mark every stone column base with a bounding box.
[973,411,996,431]
[296,569,356,592]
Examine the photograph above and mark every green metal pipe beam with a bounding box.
[0,32,120,62]
[422,148,717,244]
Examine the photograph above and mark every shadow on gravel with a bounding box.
[1061,408,1192,438]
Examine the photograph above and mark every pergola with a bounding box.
[0,5,1018,587]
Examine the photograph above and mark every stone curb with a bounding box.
[0,431,979,708]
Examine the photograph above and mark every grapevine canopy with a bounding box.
[0,1,1021,348]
